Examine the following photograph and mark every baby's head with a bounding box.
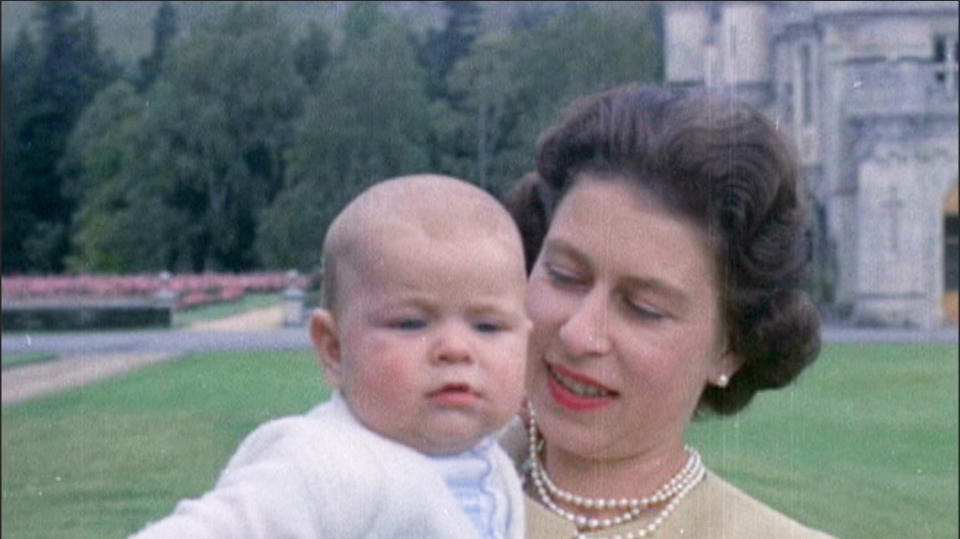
[310,174,531,456]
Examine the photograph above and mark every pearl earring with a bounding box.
[716,374,729,388]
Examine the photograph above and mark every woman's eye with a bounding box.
[624,298,666,321]
[546,264,584,286]
[390,318,426,331]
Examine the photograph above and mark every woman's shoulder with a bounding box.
[498,416,529,466]
[669,470,833,538]
[498,420,833,538]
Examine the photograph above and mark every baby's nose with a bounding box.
[432,322,473,364]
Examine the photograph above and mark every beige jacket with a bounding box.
[523,470,833,538]
[499,419,833,538]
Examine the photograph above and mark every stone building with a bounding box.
[663,1,959,328]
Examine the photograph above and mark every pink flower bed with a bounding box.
[1,272,308,309]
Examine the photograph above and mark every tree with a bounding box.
[1,2,118,273]
[509,3,555,30]
[293,20,331,89]
[413,2,485,182]
[1,28,40,272]
[67,3,305,272]
[136,1,178,91]
[254,181,329,272]
[445,36,518,191]
[417,1,483,100]
[448,6,663,196]
[61,81,164,271]
[341,1,390,47]
[257,7,431,271]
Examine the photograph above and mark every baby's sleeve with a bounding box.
[129,410,479,538]
[129,418,327,538]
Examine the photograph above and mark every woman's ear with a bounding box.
[310,309,343,388]
[712,349,743,388]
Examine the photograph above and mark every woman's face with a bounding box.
[525,176,738,461]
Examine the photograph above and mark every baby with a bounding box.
[132,175,530,538]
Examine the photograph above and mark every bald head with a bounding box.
[321,174,524,314]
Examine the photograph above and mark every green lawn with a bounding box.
[2,344,957,538]
[0,351,59,369]
[1,350,328,539]
[689,343,959,538]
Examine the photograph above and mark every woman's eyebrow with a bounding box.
[546,237,690,308]
[541,238,590,267]
[622,276,690,309]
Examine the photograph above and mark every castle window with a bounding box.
[781,81,794,124]
[946,214,959,292]
[933,34,958,96]
[799,44,813,126]
[705,45,721,87]
[729,25,737,59]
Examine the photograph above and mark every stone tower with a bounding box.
[663,1,959,328]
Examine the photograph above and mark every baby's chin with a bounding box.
[408,419,508,456]
[409,429,488,456]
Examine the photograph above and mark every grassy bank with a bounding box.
[2,344,957,538]
[1,350,326,539]
[689,342,959,538]
[1,351,59,369]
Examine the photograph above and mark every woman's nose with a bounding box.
[557,289,612,357]
[432,322,473,364]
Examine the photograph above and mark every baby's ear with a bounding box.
[310,309,343,388]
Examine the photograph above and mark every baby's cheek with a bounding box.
[369,355,417,389]
[349,358,420,432]
[495,346,528,407]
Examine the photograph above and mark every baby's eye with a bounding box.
[390,318,427,331]
[473,321,504,333]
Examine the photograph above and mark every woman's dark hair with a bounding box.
[504,83,821,415]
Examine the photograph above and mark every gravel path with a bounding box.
[185,305,285,332]
[2,306,291,406]
[2,306,955,407]
[1,352,172,405]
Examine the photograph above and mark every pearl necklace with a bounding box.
[526,404,705,539]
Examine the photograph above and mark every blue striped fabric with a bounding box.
[429,437,509,539]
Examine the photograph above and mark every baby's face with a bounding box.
[332,230,530,455]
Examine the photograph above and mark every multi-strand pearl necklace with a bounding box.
[526,405,705,539]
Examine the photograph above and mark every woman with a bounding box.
[503,84,831,538]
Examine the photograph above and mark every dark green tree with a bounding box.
[293,20,331,88]
[257,7,431,271]
[448,6,663,195]
[66,82,204,272]
[509,3,555,30]
[1,2,118,273]
[414,2,484,182]
[136,1,178,91]
[417,0,483,100]
[1,28,40,273]
[341,1,390,47]
[66,3,305,272]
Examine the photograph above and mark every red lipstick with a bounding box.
[546,363,617,412]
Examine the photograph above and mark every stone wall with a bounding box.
[2,300,172,331]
